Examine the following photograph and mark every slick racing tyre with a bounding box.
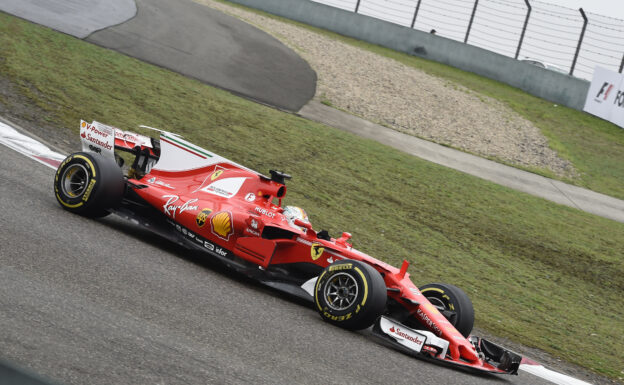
[315,259,386,331]
[54,152,124,218]
[419,283,474,337]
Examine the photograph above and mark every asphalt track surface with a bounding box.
[86,0,316,111]
[0,145,558,385]
[0,0,316,111]
[0,0,136,38]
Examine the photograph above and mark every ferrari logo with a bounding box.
[311,243,324,261]
[211,169,224,181]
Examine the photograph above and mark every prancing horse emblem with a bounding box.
[211,169,224,181]
[311,243,324,261]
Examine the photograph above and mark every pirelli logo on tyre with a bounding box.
[323,311,353,322]
[82,179,96,202]
[329,263,352,271]
[211,211,233,240]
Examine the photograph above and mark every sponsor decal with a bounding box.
[310,243,324,261]
[80,121,113,152]
[114,130,152,148]
[245,192,256,202]
[200,177,247,198]
[211,169,224,181]
[326,256,334,264]
[379,317,425,352]
[147,177,175,189]
[245,228,261,237]
[416,308,442,336]
[195,208,213,228]
[422,302,441,314]
[168,219,230,258]
[254,206,276,218]
[88,144,101,154]
[201,240,228,256]
[409,288,421,296]
[211,211,234,240]
[244,217,262,236]
[389,326,424,345]
[329,263,352,272]
[162,195,199,218]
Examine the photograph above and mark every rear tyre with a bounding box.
[419,282,474,337]
[314,259,386,331]
[54,152,124,218]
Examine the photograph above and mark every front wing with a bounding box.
[372,316,522,375]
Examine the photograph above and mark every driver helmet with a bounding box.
[283,205,309,230]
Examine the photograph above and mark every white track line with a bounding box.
[0,121,66,169]
[0,119,596,385]
[520,362,593,385]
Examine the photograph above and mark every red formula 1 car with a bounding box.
[54,120,522,375]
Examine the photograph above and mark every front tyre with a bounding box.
[54,152,124,217]
[314,259,386,331]
[419,282,474,337]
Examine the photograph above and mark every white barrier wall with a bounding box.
[584,67,624,128]
[226,0,591,111]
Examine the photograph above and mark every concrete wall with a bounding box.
[227,0,590,110]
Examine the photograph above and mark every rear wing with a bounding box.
[79,119,267,179]
[80,120,157,158]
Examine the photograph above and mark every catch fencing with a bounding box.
[314,0,624,80]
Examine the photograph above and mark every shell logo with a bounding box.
[211,211,233,240]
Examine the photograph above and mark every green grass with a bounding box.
[1,12,624,380]
[212,0,624,200]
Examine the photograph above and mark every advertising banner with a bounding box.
[583,67,624,128]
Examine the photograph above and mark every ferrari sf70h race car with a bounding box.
[54,120,522,375]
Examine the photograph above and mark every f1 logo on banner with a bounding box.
[584,67,624,129]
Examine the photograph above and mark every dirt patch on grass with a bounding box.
[199,0,578,179]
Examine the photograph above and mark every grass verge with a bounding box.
[212,0,624,201]
[1,12,623,380]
